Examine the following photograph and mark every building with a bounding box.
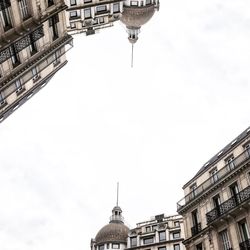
[65,0,123,35]
[65,0,160,38]
[91,205,130,250]
[126,214,185,250]
[120,0,159,67]
[0,0,73,122]
[177,126,250,250]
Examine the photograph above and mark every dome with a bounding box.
[95,222,129,245]
[120,5,155,28]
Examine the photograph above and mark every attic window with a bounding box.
[231,139,237,146]
[217,151,223,157]
[204,162,210,167]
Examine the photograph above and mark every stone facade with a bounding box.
[126,214,185,250]
[65,0,123,35]
[0,0,73,122]
[177,127,250,250]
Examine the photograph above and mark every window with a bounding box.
[230,182,240,204]
[174,244,180,250]
[210,167,219,183]
[48,0,54,7]
[53,50,61,66]
[146,0,151,4]
[213,195,221,216]
[49,14,59,40]
[99,245,104,250]
[32,67,40,81]
[152,225,157,231]
[29,34,37,55]
[10,44,20,67]
[130,237,137,247]
[70,11,77,18]
[174,221,180,227]
[15,79,23,92]
[146,226,151,232]
[219,229,231,250]
[158,247,166,250]
[0,1,12,31]
[112,243,120,249]
[131,1,138,6]
[0,92,6,105]
[190,183,197,199]
[99,17,104,23]
[70,0,76,5]
[173,232,180,239]
[245,144,250,157]
[113,3,120,13]
[143,237,153,245]
[196,243,203,250]
[70,22,76,29]
[238,219,250,242]
[96,5,106,13]
[226,156,235,170]
[159,231,166,241]
[84,8,91,18]
[84,0,92,2]
[107,243,109,249]
[19,0,29,20]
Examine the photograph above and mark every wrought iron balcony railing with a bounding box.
[191,223,201,236]
[206,185,250,224]
[239,239,250,250]
[177,148,250,210]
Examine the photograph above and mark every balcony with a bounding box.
[177,149,250,211]
[191,223,201,236]
[206,185,250,224]
[240,239,250,250]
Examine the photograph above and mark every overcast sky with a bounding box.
[1,0,250,249]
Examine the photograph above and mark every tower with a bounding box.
[91,184,129,250]
[120,0,160,67]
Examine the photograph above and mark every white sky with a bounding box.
[1,0,250,249]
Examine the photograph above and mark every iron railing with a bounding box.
[206,185,250,224]
[239,239,250,250]
[177,149,250,210]
[191,223,201,236]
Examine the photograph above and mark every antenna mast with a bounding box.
[131,44,134,68]
[116,182,119,206]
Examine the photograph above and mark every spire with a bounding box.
[131,44,134,68]
[116,182,119,206]
[110,183,124,224]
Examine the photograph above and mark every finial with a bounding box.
[116,182,119,206]
[131,44,134,68]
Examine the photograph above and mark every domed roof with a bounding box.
[95,222,129,245]
[120,4,155,28]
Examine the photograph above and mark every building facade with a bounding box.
[65,0,123,35]
[126,214,185,250]
[177,126,250,250]
[0,0,73,122]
